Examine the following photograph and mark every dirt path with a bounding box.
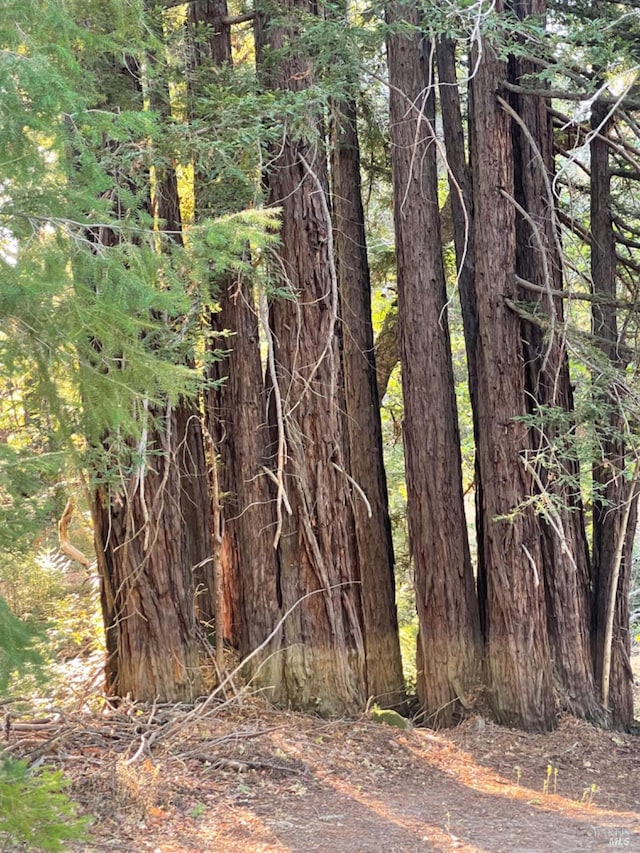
[66,709,640,852]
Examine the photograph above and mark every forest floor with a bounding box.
[6,654,640,853]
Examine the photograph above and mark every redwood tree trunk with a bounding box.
[330,94,405,710]
[188,1,280,678]
[146,11,215,629]
[254,0,367,715]
[469,25,554,730]
[436,35,486,638]
[508,0,601,722]
[590,100,635,728]
[94,409,202,702]
[90,52,202,702]
[387,6,481,726]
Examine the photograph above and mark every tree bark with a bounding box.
[187,1,281,681]
[254,0,367,715]
[590,99,636,729]
[146,5,215,630]
[374,198,456,405]
[387,7,481,726]
[89,51,202,702]
[436,35,486,638]
[330,93,405,710]
[507,0,602,723]
[469,25,555,731]
[93,408,202,702]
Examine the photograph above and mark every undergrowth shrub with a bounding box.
[0,756,89,851]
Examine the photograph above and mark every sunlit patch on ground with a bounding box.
[4,687,639,853]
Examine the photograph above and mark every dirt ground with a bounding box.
[6,654,640,853]
[57,701,640,853]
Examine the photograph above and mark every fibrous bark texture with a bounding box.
[331,94,405,710]
[436,35,486,638]
[94,411,201,702]
[387,6,481,727]
[507,0,601,723]
[590,101,635,729]
[469,29,555,731]
[255,0,367,715]
[90,51,203,703]
[188,0,280,684]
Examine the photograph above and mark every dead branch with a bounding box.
[190,755,304,774]
[515,275,639,310]
[123,582,361,761]
[210,458,225,678]
[58,499,93,569]
[259,292,289,550]
[504,80,640,112]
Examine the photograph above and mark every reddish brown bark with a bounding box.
[93,410,202,702]
[469,27,555,731]
[590,101,636,728]
[330,95,405,710]
[89,50,203,703]
[146,27,215,628]
[255,0,367,715]
[436,35,486,638]
[188,1,280,679]
[387,5,481,726]
[507,0,601,723]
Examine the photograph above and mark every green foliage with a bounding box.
[0,0,283,493]
[369,705,412,729]
[0,552,66,625]
[0,598,44,694]
[398,622,418,694]
[0,756,90,851]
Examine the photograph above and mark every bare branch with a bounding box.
[58,499,93,569]
[504,81,640,112]
[515,275,639,310]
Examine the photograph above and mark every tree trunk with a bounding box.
[254,0,367,715]
[590,100,635,729]
[469,26,555,731]
[187,1,281,678]
[507,0,602,723]
[89,52,202,702]
[436,35,486,639]
[94,408,201,702]
[146,7,215,629]
[387,7,481,726]
[330,94,405,710]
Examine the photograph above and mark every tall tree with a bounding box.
[590,100,636,728]
[387,6,481,726]
[1,0,212,703]
[435,35,485,634]
[254,0,368,714]
[469,15,555,730]
[89,41,202,702]
[330,26,405,708]
[187,0,281,680]
[506,0,601,722]
[146,0,215,632]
